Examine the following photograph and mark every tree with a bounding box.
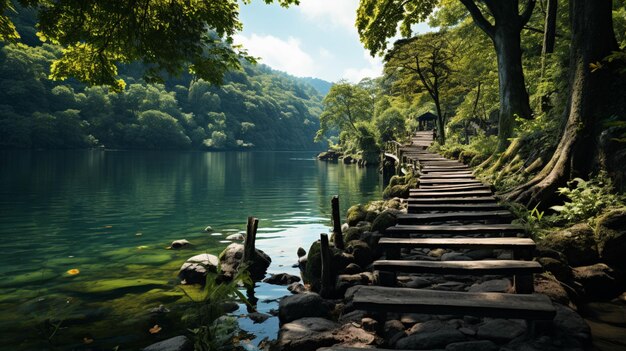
[357,0,537,151]
[505,0,623,207]
[0,0,297,91]
[315,81,373,142]
[384,32,456,144]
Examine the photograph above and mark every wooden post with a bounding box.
[331,196,344,250]
[243,216,259,266]
[319,233,333,298]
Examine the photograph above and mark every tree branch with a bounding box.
[459,0,495,38]
[520,0,537,27]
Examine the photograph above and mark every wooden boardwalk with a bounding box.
[351,131,555,322]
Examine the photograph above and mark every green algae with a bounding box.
[0,269,59,288]
[62,278,170,294]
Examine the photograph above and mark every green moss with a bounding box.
[371,210,398,233]
[63,278,169,294]
[0,269,58,288]
[346,204,367,226]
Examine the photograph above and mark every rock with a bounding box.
[278,293,331,324]
[342,155,354,164]
[343,227,362,243]
[405,277,432,289]
[143,335,191,351]
[225,233,244,241]
[287,282,306,294]
[278,317,339,351]
[553,303,591,342]
[169,239,192,249]
[538,257,574,283]
[204,226,213,232]
[465,249,494,260]
[476,319,526,343]
[221,301,239,313]
[458,327,476,336]
[468,279,512,293]
[540,223,598,266]
[407,319,446,335]
[346,240,374,268]
[441,252,472,261]
[219,243,271,281]
[431,281,467,291]
[347,204,367,226]
[573,263,624,300]
[534,273,572,305]
[148,304,170,314]
[248,312,271,323]
[317,151,341,161]
[343,263,363,274]
[371,210,398,233]
[304,240,351,292]
[395,327,466,349]
[339,309,368,324]
[384,320,405,339]
[446,340,498,351]
[535,247,569,263]
[400,313,431,326]
[263,273,301,285]
[297,247,306,258]
[429,248,447,258]
[178,253,218,285]
[596,208,626,270]
[361,317,378,332]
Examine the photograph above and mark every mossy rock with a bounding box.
[365,210,379,222]
[539,223,599,267]
[389,175,403,187]
[371,210,399,233]
[596,208,626,270]
[537,257,574,283]
[383,184,409,199]
[346,204,367,226]
[304,240,352,292]
[346,240,374,268]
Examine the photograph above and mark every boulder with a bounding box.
[371,210,398,233]
[395,327,466,349]
[248,312,271,324]
[343,227,362,243]
[534,273,572,305]
[538,257,574,283]
[297,247,306,258]
[539,223,598,266]
[553,303,591,342]
[317,151,341,161]
[384,320,406,339]
[346,204,367,226]
[441,252,472,261]
[596,208,626,270]
[278,293,331,324]
[346,240,374,268]
[178,254,218,285]
[573,263,624,300]
[304,240,351,292]
[278,317,339,351]
[446,340,498,351]
[169,239,192,249]
[218,243,271,281]
[143,336,191,351]
[287,282,306,294]
[263,273,301,285]
[343,263,362,274]
[476,319,526,343]
[225,233,244,241]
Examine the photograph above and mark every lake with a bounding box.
[0,150,383,350]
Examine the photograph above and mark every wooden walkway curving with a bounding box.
[352,131,556,322]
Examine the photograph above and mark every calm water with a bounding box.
[0,150,382,350]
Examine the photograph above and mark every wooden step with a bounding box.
[407,196,497,204]
[397,210,514,224]
[378,237,535,252]
[417,184,491,192]
[351,286,556,320]
[408,203,504,213]
[419,179,484,185]
[386,224,525,237]
[373,259,542,275]
[422,167,471,172]
[409,190,494,198]
[421,174,476,179]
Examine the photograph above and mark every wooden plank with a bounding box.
[386,223,525,236]
[422,167,471,172]
[378,237,536,250]
[352,286,556,320]
[417,184,491,192]
[408,197,498,204]
[421,174,476,179]
[408,203,504,213]
[419,179,484,185]
[409,190,494,198]
[397,210,514,224]
[373,260,542,275]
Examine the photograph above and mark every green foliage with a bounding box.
[550,172,625,224]
[315,80,373,142]
[1,0,299,89]
[374,107,407,143]
[180,269,253,351]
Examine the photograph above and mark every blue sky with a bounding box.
[236,0,429,83]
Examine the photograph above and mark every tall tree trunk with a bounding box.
[505,0,619,207]
[542,0,558,59]
[493,22,533,151]
[434,99,446,145]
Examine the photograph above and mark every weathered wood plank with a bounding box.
[408,203,504,213]
[373,259,542,275]
[397,210,514,224]
[417,184,491,192]
[386,223,525,236]
[378,237,536,250]
[419,179,485,185]
[409,190,494,198]
[421,174,476,179]
[351,286,556,320]
[407,196,497,204]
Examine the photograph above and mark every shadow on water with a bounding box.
[0,150,381,350]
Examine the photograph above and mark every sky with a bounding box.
[236,0,430,83]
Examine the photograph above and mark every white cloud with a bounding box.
[342,50,384,83]
[319,47,334,59]
[233,34,315,77]
[297,0,359,32]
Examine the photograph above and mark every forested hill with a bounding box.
[0,9,329,151]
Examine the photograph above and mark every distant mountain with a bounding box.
[298,77,333,96]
